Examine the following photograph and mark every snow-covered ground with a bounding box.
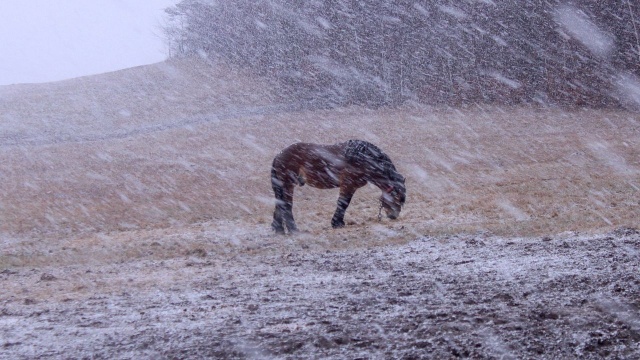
[1,227,639,359]
[1,59,639,358]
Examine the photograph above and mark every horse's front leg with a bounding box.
[331,188,355,229]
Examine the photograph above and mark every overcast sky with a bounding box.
[0,0,179,86]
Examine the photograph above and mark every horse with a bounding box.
[270,139,406,234]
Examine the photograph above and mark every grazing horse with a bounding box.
[270,139,406,234]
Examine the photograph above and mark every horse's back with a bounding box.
[272,142,346,188]
[274,142,344,163]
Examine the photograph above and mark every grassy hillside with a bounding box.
[1,58,639,247]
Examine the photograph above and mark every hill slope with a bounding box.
[0,59,638,241]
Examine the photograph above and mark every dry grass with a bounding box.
[1,60,639,269]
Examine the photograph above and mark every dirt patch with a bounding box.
[1,228,639,359]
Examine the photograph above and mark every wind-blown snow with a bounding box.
[1,48,639,358]
[616,73,640,108]
[554,4,615,58]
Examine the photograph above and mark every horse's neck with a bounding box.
[343,140,395,187]
[368,171,391,190]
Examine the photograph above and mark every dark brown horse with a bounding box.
[270,139,406,234]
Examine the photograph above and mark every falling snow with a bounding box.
[2,0,640,358]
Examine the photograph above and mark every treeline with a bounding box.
[164,0,640,107]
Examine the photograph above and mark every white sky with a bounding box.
[0,0,179,85]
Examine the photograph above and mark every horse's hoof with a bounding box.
[331,221,345,229]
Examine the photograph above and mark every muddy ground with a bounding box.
[1,59,640,358]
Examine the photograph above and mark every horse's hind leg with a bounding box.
[271,180,296,234]
[272,204,285,234]
[282,184,298,233]
[271,171,286,234]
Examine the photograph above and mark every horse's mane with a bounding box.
[344,140,398,178]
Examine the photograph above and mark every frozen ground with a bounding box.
[1,59,639,358]
[1,227,639,359]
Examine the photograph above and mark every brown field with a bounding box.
[1,59,639,358]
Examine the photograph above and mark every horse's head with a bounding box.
[380,174,406,220]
